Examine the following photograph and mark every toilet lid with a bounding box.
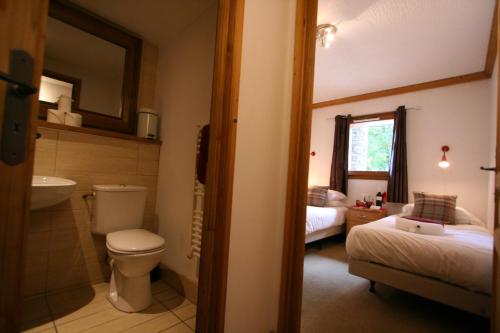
[107,229,165,253]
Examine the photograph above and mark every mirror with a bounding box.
[41,17,125,118]
[39,0,142,134]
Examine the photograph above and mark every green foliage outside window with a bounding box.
[366,124,393,171]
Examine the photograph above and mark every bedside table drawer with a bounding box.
[349,212,374,223]
[346,208,387,235]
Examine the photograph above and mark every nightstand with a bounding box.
[346,207,387,235]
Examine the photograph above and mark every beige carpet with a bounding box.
[301,237,489,333]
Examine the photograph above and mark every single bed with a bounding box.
[305,205,347,243]
[346,215,493,317]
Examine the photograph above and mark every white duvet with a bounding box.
[346,216,493,294]
[306,206,347,235]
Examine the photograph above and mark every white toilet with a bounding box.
[91,185,165,312]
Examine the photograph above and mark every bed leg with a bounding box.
[369,280,376,293]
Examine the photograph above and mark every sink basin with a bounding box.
[31,176,77,210]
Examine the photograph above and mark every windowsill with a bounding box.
[35,120,162,145]
[348,171,389,180]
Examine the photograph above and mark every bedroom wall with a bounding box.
[224,0,296,331]
[155,4,217,287]
[309,78,495,225]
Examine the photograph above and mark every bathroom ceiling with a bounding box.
[314,0,496,103]
[70,0,216,46]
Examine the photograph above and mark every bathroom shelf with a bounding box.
[35,121,162,145]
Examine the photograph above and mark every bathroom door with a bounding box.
[0,1,49,332]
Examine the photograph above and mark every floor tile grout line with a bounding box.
[168,306,196,326]
[181,314,196,331]
[75,309,157,333]
[158,321,193,333]
[56,296,172,333]
[55,306,130,332]
[49,298,112,329]
[114,310,180,333]
[159,302,193,315]
[28,281,194,333]
[42,293,59,333]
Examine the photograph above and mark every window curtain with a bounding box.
[387,105,408,203]
[330,115,350,193]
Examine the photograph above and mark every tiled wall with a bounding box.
[25,127,160,297]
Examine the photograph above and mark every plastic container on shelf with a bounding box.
[137,108,158,140]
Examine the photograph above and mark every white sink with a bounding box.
[31,176,77,210]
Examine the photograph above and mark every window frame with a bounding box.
[347,111,395,180]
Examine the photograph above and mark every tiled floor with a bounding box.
[21,281,196,333]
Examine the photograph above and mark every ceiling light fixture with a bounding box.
[317,24,337,48]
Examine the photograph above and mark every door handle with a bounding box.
[0,49,37,166]
[480,166,496,172]
[0,70,37,96]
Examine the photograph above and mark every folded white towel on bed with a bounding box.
[395,216,444,235]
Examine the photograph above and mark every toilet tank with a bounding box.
[91,185,147,235]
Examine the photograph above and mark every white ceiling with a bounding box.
[70,0,215,46]
[314,0,496,103]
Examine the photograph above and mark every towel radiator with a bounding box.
[188,126,205,259]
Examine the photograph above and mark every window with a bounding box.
[348,113,394,180]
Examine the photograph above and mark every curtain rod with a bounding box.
[326,106,420,120]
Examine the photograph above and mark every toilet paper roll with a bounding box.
[64,112,82,127]
[47,109,65,124]
[57,95,72,113]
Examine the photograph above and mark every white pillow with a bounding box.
[325,200,348,208]
[401,203,414,215]
[327,190,346,201]
[400,204,484,226]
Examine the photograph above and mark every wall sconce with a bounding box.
[438,146,450,168]
[317,24,337,48]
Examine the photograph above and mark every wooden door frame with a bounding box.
[195,0,245,332]
[277,0,318,332]
[0,0,243,331]
[0,1,50,332]
[278,1,500,332]
[492,3,500,332]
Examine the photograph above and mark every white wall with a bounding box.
[224,0,296,331]
[309,79,495,226]
[155,5,217,283]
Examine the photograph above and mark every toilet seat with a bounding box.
[108,245,166,255]
[106,229,165,254]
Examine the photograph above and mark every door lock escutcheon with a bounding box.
[0,49,38,166]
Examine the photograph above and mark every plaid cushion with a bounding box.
[307,186,328,207]
[412,192,457,224]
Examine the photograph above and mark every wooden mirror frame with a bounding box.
[39,0,142,134]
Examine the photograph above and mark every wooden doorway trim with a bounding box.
[279,1,499,332]
[0,1,49,332]
[491,2,500,332]
[196,0,245,332]
[277,0,318,332]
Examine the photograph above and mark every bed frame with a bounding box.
[305,224,345,244]
[348,259,491,318]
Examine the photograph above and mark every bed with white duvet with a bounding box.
[305,206,347,243]
[346,209,493,316]
[346,215,492,294]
